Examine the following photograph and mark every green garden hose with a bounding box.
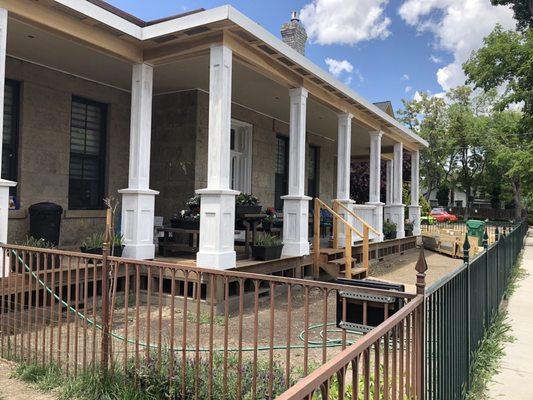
[12,250,361,353]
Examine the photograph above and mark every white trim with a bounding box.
[49,2,427,148]
[7,54,131,93]
[53,0,142,39]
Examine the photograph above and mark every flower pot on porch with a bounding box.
[80,246,125,257]
[385,231,397,240]
[405,229,413,237]
[251,245,283,261]
[235,205,262,216]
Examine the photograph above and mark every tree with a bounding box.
[484,110,533,218]
[463,25,533,134]
[397,93,450,199]
[490,0,532,31]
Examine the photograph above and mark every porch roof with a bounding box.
[4,0,428,150]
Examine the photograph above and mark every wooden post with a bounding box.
[100,208,112,373]
[332,201,339,249]
[363,225,369,271]
[313,198,321,278]
[415,246,427,399]
[344,228,352,278]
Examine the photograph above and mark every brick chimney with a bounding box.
[280,11,307,56]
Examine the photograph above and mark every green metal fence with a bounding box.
[425,220,528,400]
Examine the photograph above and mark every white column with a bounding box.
[388,142,405,238]
[335,113,354,246]
[119,63,159,260]
[282,87,311,256]
[196,45,238,269]
[385,160,393,205]
[408,150,421,235]
[0,9,16,277]
[366,131,384,241]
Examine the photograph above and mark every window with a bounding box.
[2,80,20,195]
[230,120,252,193]
[307,145,319,201]
[275,135,289,211]
[68,96,107,210]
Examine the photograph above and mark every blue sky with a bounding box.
[105,0,515,112]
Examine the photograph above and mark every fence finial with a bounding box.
[483,228,489,249]
[495,227,500,241]
[463,232,470,263]
[416,245,428,295]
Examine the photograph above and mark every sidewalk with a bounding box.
[488,228,533,399]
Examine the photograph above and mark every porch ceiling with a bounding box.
[6,17,393,156]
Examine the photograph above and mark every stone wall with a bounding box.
[194,90,336,208]
[6,57,130,247]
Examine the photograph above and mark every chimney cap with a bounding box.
[291,11,299,21]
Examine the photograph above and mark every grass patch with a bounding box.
[11,363,63,392]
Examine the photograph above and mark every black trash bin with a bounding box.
[29,202,63,246]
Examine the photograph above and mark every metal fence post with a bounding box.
[415,246,428,400]
[483,229,489,325]
[463,233,471,389]
[100,208,112,373]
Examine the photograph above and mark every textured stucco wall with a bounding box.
[5,57,130,246]
[151,91,198,221]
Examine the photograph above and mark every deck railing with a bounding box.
[425,220,528,399]
[0,243,413,399]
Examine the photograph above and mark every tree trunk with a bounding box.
[464,186,471,220]
[512,179,523,220]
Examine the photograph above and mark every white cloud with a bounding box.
[413,91,423,102]
[325,58,353,76]
[325,57,363,85]
[300,0,391,46]
[398,0,516,91]
[429,55,443,64]
[405,85,413,93]
[401,74,410,81]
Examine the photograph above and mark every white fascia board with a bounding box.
[141,6,231,40]
[53,0,142,39]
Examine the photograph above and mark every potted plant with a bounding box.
[235,193,261,216]
[383,220,397,240]
[251,233,283,261]
[80,232,124,257]
[14,236,60,271]
[171,209,200,230]
[405,220,414,237]
[262,207,277,232]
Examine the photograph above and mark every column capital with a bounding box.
[289,86,308,99]
[369,130,384,138]
[337,112,353,120]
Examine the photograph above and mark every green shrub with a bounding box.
[18,236,56,248]
[255,233,282,247]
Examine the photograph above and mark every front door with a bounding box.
[307,145,319,203]
[275,135,289,211]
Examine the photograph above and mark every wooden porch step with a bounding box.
[339,266,368,279]
[319,248,345,256]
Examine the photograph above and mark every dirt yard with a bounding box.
[369,247,463,290]
[0,359,57,400]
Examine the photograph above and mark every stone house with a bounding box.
[0,1,427,270]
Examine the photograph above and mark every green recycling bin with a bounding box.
[466,219,485,246]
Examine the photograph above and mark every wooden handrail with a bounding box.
[315,198,363,238]
[334,200,381,236]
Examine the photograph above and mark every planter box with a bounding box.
[236,205,262,216]
[251,245,283,261]
[385,232,397,240]
[405,230,413,237]
[80,246,125,257]
[171,219,200,230]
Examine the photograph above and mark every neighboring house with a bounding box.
[0,1,428,270]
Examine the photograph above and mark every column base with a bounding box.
[196,188,239,270]
[366,202,384,242]
[119,188,159,260]
[281,195,311,257]
[334,198,354,247]
[384,204,405,239]
[408,205,422,236]
[0,180,17,278]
